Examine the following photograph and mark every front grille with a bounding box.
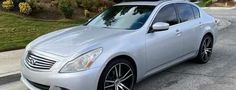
[25,52,56,70]
[27,79,50,90]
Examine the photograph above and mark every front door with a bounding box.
[146,4,184,70]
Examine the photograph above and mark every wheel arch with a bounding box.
[205,32,214,41]
[107,55,138,82]
[196,31,214,56]
[97,54,138,90]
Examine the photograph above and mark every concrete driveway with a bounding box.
[0,9,236,90]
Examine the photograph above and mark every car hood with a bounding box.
[29,26,132,57]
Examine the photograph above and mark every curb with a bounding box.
[0,71,21,85]
[216,18,232,30]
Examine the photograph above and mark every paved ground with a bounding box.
[0,9,236,90]
[204,8,236,19]
[0,81,27,90]
[0,50,24,76]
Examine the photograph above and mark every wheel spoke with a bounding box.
[201,52,206,60]
[205,51,208,56]
[201,51,205,55]
[203,41,207,48]
[206,39,211,47]
[119,64,121,77]
[115,85,119,90]
[105,80,115,83]
[119,83,130,90]
[121,69,131,80]
[206,50,212,53]
[118,84,125,90]
[201,51,205,57]
[121,74,133,82]
[105,84,115,89]
[206,48,212,52]
[115,65,119,79]
[206,47,212,50]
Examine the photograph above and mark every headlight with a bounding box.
[60,48,102,73]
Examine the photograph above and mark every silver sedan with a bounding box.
[21,1,217,90]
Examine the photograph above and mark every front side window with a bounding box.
[176,3,195,22]
[86,5,155,30]
[153,4,179,26]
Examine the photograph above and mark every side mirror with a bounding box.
[149,22,170,33]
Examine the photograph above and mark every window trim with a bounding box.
[191,5,201,19]
[147,2,199,33]
[151,4,180,26]
[175,3,196,23]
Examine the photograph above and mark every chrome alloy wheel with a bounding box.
[200,36,213,62]
[104,63,135,90]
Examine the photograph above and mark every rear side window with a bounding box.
[192,6,200,18]
[153,4,179,26]
[176,3,195,22]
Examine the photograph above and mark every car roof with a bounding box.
[115,0,189,6]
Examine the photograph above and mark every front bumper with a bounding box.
[21,65,101,90]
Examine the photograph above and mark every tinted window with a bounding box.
[192,6,200,18]
[153,4,178,26]
[176,4,195,22]
[87,5,155,30]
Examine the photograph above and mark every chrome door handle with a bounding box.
[199,22,202,24]
[199,22,204,28]
[176,30,182,36]
[176,30,182,33]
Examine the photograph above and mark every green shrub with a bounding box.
[80,0,93,10]
[197,0,213,7]
[69,0,78,8]
[76,0,114,12]
[76,0,82,7]
[26,0,38,9]
[59,0,74,18]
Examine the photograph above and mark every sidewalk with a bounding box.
[0,49,24,85]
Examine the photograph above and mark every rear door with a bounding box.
[175,3,200,54]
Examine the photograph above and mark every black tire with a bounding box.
[196,35,213,64]
[98,59,136,90]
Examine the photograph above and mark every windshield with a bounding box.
[86,5,155,30]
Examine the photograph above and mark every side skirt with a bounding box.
[137,51,197,83]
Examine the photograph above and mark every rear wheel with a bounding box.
[98,59,136,90]
[196,35,213,64]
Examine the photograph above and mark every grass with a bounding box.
[0,12,87,52]
[196,0,213,7]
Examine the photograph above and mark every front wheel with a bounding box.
[98,59,136,90]
[196,35,213,64]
